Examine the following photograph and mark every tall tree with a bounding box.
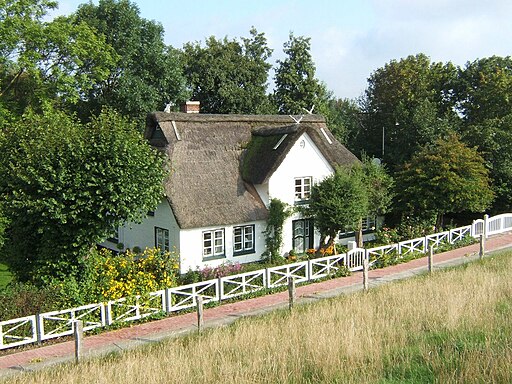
[0,107,167,283]
[396,134,493,229]
[455,56,512,211]
[73,0,188,123]
[0,0,115,117]
[358,54,459,169]
[182,28,274,114]
[273,33,328,115]
[321,97,362,147]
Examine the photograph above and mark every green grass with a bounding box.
[0,262,13,289]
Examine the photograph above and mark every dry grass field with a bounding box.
[4,251,512,383]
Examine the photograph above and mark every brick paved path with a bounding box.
[1,232,511,377]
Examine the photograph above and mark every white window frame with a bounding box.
[295,176,312,201]
[203,229,225,259]
[155,227,169,251]
[233,225,255,255]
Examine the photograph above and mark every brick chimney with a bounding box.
[180,101,200,113]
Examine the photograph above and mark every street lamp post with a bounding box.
[382,121,399,161]
[382,126,385,158]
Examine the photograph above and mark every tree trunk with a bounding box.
[355,218,364,248]
[435,212,444,232]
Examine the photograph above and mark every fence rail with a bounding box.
[1,213,511,351]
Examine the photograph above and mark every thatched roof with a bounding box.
[145,112,359,229]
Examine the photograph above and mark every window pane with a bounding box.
[203,232,212,256]
[214,230,224,255]
[244,226,253,249]
[294,237,304,253]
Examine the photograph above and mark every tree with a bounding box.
[396,134,494,229]
[73,0,188,123]
[0,0,115,116]
[321,97,362,147]
[307,158,393,248]
[456,56,512,124]
[358,157,394,246]
[307,166,368,249]
[358,54,459,169]
[182,28,274,114]
[455,56,512,211]
[273,33,328,115]
[0,107,167,283]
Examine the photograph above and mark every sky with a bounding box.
[50,0,512,100]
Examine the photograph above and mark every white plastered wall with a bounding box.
[101,199,180,253]
[178,220,267,273]
[266,132,335,254]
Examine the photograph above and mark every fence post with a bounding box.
[428,247,434,273]
[196,296,204,333]
[35,314,43,344]
[484,214,489,239]
[164,288,171,314]
[479,234,485,259]
[105,302,113,326]
[218,277,223,302]
[74,320,83,363]
[288,276,296,311]
[363,257,369,292]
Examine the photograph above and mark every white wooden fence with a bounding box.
[1,213,510,351]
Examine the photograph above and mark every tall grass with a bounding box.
[4,252,512,383]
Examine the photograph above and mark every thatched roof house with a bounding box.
[145,112,359,230]
[103,105,362,272]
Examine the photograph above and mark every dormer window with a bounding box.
[295,177,312,202]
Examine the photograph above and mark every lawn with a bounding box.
[0,262,12,289]
[3,251,512,384]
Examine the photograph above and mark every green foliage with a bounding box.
[307,166,369,245]
[0,0,116,115]
[0,262,12,289]
[273,33,328,115]
[182,27,274,114]
[456,56,512,123]
[396,134,494,228]
[307,159,393,246]
[263,198,292,263]
[455,57,512,211]
[0,107,167,283]
[358,54,459,169]
[321,97,362,146]
[361,155,395,217]
[73,0,188,123]
[0,281,62,319]
[83,247,180,302]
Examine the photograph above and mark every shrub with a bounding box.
[0,282,61,319]
[83,247,180,301]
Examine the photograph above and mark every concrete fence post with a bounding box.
[479,234,485,259]
[196,296,204,332]
[484,214,489,239]
[428,247,434,273]
[288,276,296,311]
[35,314,43,344]
[363,257,369,292]
[74,320,84,363]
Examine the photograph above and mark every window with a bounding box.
[203,229,225,259]
[233,225,255,255]
[155,227,169,251]
[338,216,377,238]
[295,177,312,202]
[108,227,119,243]
[292,219,314,253]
